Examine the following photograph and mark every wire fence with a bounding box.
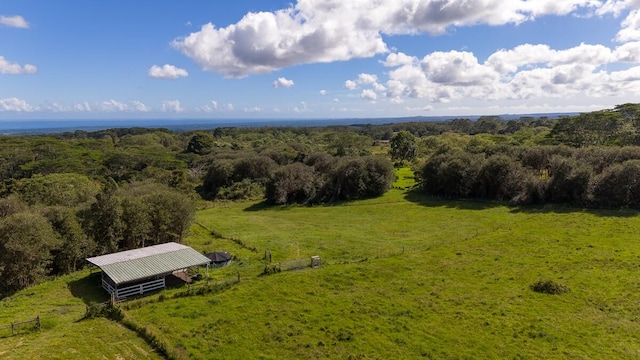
[0,316,40,337]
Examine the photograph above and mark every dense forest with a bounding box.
[1,103,640,296]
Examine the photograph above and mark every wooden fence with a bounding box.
[0,316,40,337]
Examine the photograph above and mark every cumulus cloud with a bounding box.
[273,77,294,88]
[0,15,29,28]
[382,40,640,105]
[0,97,33,112]
[616,9,640,42]
[361,89,377,101]
[0,56,37,74]
[74,102,92,112]
[162,100,184,113]
[319,89,327,95]
[358,73,378,85]
[99,100,130,112]
[96,100,150,112]
[131,100,151,112]
[172,0,614,77]
[148,64,189,79]
[346,73,386,96]
[344,80,358,90]
[424,50,498,86]
[382,52,417,67]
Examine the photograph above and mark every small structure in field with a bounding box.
[86,242,210,299]
[311,255,321,268]
[205,251,232,268]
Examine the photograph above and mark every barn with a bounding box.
[86,242,210,299]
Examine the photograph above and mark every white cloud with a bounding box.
[211,100,218,109]
[273,77,294,88]
[0,56,37,74]
[614,41,640,62]
[148,64,188,79]
[172,0,616,77]
[244,106,262,113]
[293,101,309,113]
[100,100,129,112]
[345,72,386,94]
[95,100,150,113]
[372,82,386,92]
[361,89,377,101]
[332,98,340,102]
[423,50,498,86]
[162,100,184,112]
[486,43,613,74]
[40,103,71,112]
[616,9,640,42]
[0,97,33,112]
[74,102,92,112]
[358,73,378,85]
[405,105,433,112]
[0,99,151,113]
[131,100,151,112]
[0,15,29,28]
[382,39,640,105]
[382,52,417,67]
[319,89,327,95]
[345,80,358,90]
[227,103,234,111]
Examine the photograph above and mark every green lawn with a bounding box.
[0,271,162,360]
[3,177,640,359]
[134,188,640,359]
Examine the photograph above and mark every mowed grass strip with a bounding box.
[128,190,640,359]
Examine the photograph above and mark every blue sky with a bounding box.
[2,0,640,120]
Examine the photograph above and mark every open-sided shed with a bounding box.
[86,242,210,299]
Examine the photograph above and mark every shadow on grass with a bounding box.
[244,200,323,211]
[403,190,503,211]
[509,204,639,218]
[68,272,109,306]
[243,200,272,211]
[405,190,640,218]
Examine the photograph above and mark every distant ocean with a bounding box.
[0,113,575,136]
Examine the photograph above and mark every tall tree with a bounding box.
[86,181,123,254]
[389,130,418,162]
[44,207,95,273]
[0,212,61,293]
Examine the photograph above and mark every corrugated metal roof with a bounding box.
[86,242,210,285]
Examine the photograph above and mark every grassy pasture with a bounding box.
[132,185,640,359]
[0,271,162,360]
[3,170,640,358]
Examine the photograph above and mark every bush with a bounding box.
[530,280,569,295]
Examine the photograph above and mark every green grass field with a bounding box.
[0,270,162,360]
[3,171,640,359]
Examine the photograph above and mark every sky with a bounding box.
[2,0,640,121]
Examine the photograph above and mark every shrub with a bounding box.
[530,280,569,295]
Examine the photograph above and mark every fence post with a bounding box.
[237,272,241,283]
[36,316,40,329]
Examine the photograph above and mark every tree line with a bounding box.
[2,103,640,296]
